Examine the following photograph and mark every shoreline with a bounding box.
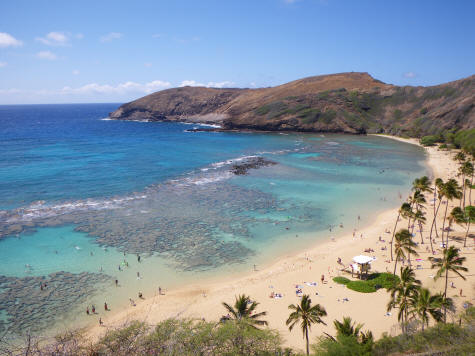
[81,135,473,350]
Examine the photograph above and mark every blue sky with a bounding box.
[0,0,474,104]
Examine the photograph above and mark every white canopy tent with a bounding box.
[352,255,374,278]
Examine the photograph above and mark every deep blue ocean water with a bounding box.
[0,103,428,339]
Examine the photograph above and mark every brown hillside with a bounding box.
[109,72,474,137]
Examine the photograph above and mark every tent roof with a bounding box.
[352,255,373,264]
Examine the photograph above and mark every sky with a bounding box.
[0,0,474,104]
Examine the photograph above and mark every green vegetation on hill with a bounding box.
[420,128,475,155]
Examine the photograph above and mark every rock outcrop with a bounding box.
[110,72,475,136]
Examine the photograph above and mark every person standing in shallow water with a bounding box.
[104,302,108,311]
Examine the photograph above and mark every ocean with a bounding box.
[0,103,427,339]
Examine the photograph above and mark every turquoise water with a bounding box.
[0,104,427,339]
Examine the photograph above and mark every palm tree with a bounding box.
[430,178,445,242]
[412,176,433,195]
[387,266,421,333]
[461,162,474,208]
[464,205,475,247]
[222,294,267,328]
[391,202,411,261]
[454,151,466,164]
[333,316,363,338]
[429,246,468,322]
[393,229,419,275]
[447,207,466,245]
[469,155,474,206]
[440,179,462,246]
[413,209,426,244]
[286,294,327,355]
[408,191,426,232]
[409,288,443,331]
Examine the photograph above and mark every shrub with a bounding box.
[346,281,377,293]
[312,334,373,356]
[420,135,439,146]
[420,107,428,115]
[373,322,475,356]
[334,273,399,294]
[454,129,475,156]
[298,108,321,124]
[333,276,350,285]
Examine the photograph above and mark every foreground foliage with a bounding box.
[15,319,285,356]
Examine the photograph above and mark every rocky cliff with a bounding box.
[109,72,475,136]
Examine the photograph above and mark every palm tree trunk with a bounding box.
[470,173,473,206]
[419,221,424,244]
[390,213,400,261]
[446,222,452,246]
[463,181,466,209]
[441,200,449,246]
[465,220,471,247]
[305,327,309,356]
[444,269,449,323]
[434,185,439,238]
[430,199,442,252]
[393,258,398,275]
[460,174,465,208]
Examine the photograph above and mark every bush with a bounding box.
[346,281,377,293]
[373,322,475,356]
[420,135,439,146]
[454,128,475,156]
[334,273,399,293]
[313,335,373,356]
[333,277,350,285]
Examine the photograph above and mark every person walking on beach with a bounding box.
[86,306,89,315]
[92,305,95,313]
[104,302,108,311]
[99,317,103,326]
[321,274,325,284]
[158,286,162,295]
[137,254,141,262]
[115,279,118,287]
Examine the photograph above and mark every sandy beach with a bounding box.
[84,135,475,351]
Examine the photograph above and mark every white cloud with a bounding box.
[0,32,23,48]
[36,32,69,46]
[0,61,7,67]
[0,88,21,94]
[403,72,416,78]
[75,33,84,39]
[61,79,171,95]
[36,51,57,60]
[144,62,152,67]
[100,32,123,42]
[179,80,235,88]
[72,69,80,75]
[180,80,204,87]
